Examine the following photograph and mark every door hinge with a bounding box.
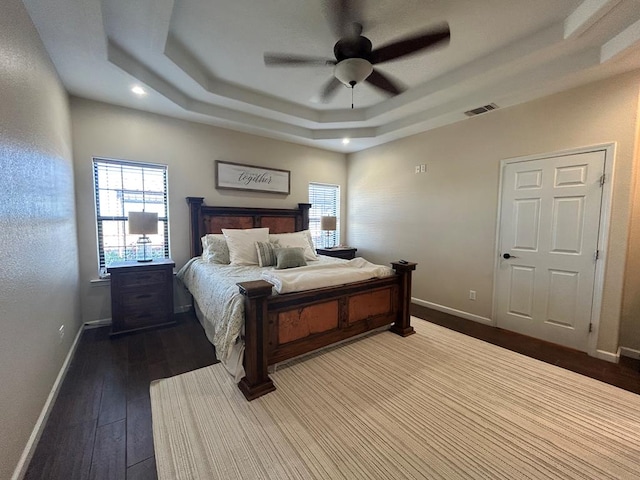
[595,249,600,261]
[599,174,606,187]
[589,323,593,333]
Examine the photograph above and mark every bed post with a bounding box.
[237,280,276,401]
[389,261,417,337]
[186,197,205,257]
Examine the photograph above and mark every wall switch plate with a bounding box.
[58,325,65,341]
[415,165,420,174]
[469,290,476,300]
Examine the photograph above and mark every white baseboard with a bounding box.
[593,348,619,363]
[11,324,84,480]
[412,297,494,326]
[619,346,640,360]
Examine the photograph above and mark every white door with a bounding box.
[495,150,605,351]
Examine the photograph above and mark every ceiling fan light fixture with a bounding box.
[333,58,373,87]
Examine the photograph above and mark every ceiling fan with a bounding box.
[264,0,451,105]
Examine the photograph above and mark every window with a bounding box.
[93,158,169,271]
[309,182,340,248]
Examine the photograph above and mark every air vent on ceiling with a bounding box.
[464,103,499,117]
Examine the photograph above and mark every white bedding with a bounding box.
[261,257,394,293]
[177,255,394,380]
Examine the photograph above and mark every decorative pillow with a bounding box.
[269,230,318,261]
[222,227,269,265]
[201,234,230,264]
[275,247,307,269]
[255,241,278,267]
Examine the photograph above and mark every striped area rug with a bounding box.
[150,319,640,479]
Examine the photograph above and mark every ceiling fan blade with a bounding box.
[369,24,450,65]
[264,53,336,66]
[365,69,404,96]
[324,0,363,39]
[319,76,343,103]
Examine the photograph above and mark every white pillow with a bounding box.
[269,230,318,261]
[200,234,230,264]
[222,228,270,265]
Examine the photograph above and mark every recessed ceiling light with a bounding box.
[131,85,147,96]
[342,138,350,145]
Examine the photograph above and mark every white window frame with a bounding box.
[309,182,340,248]
[93,158,170,273]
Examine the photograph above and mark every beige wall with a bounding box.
[348,71,640,355]
[620,92,640,352]
[70,98,347,323]
[0,1,80,478]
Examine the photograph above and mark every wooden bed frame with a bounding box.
[187,197,417,400]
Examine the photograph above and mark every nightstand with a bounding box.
[107,258,175,336]
[316,247,357,260]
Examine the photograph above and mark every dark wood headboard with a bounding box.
[186,197,311,258]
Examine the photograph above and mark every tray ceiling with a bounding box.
[23,0,640,152]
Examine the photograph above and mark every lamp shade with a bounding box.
[321,216,337,231]
[128,211,158,235]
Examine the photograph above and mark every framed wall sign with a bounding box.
[215,160,290,195]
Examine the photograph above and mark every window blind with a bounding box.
[93,158,169,271]
[308,182,340,248]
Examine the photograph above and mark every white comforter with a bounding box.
[261,257,394,293]
[177,255,394,379]
[177,256,338,369]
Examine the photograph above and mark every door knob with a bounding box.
[502,253,518,259]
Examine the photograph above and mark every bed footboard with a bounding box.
[237,261,416,401]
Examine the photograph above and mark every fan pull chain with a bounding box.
[351,86,354,109]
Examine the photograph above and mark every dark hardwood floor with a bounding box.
[25,306,639,479]
[412,304,640,394]
[25,312,218,480]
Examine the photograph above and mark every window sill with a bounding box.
[90,277,110,286]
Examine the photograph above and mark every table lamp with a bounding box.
[320,215,337,248]
[129,211,158,262]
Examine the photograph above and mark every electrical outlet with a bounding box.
[420,164,426,173]
[469,290,476,301]
[58,325,65,342]
[415,165,420,174]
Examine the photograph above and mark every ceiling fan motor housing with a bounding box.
[333,35,372,62]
